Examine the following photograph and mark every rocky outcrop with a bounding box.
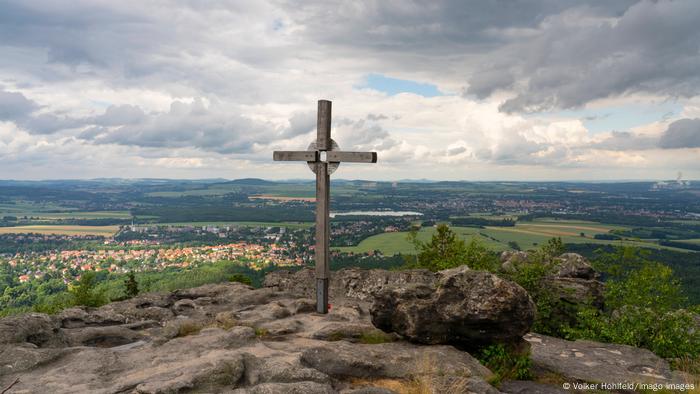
[549,253,604,308]
[525,333,686,385]
[553,253,596,279]
[0,266,689,393]
[264,267,436,301]
[0,313,59,346]
[0,280,496,393]
[371,266,535,348]
[500,251,605,324]
[500,251,529,273]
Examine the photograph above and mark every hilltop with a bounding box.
[1,255,694,393]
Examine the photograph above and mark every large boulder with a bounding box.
[370,266,535,348]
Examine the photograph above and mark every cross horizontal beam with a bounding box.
[273,151,318,162]
[274,150,377,163]
[326,151,377,163]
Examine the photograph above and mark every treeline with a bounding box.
[0,235,104,254]
[613,225,700,240]
[659,240,700,252]
[0,260,269,316]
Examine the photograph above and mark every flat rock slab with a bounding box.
[525,333,681,385]
[500,380,567,394]
[300,340,499,393]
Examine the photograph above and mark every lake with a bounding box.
[330,211,423,218]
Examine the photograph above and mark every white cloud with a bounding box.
[0,0,698,180]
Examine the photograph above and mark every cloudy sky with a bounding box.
[1,0,699,181]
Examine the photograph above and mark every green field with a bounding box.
[0,201,133,220]
[336,227,501,255]
[30,211,132,219]
[157,221,313,229]
[335,220,688,255]
[672,219,700,225]
[0,201,74,216]
[0,225,120,236]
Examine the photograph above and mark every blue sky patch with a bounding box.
[538,102,682,134]
[362,73,442,97]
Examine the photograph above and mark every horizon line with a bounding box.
[0,177,696,184]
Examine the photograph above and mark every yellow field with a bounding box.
[0,225,119,236]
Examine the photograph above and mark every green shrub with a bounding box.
[477,343,533,384]
[502,240,574,336]
[566,260,700,359]
[33,292,73,314]
[358,330,395,344]
[228,273,253,286]
[254,327,269,337]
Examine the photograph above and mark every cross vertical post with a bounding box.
[273,99,377,314]
[315,100,331,313]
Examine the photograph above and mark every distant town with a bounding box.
[1,178,700,315]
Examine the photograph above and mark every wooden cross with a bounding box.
[273,100,377,313]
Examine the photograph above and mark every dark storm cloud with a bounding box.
[280,111,315,139]
[659,118,700,149]
[72,100,349,155]
[490,1,700,112]
[0,87,80,134]
[278,0,700,113]
[92,105,148,126]
[79,100,275,154]
[281,0,633,53]
[0,1,153,72]
[0,1,282,103]
[2,0,691,114]
[0,88,37,120]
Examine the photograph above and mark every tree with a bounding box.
[407,224,467,271]
[124,272,139,298]
[407,224,497,271]
[70,271,106,307]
